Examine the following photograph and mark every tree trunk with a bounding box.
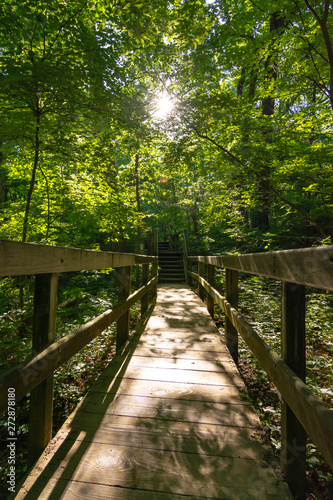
[135,153,142,287]
[22,105,40,243]
[252,11,285,235]
[0,152,7,206]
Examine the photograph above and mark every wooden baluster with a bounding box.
[207,264,215,318]
[198,261,205,301]
[28,273,58,465]
[281,282,306,500]
[151,229,158,296]
[141,263,149,315]
[225,268,238,365]
[187,259,193,287]
[116,266,132,351]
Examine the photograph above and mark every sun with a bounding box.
[153,92,174,120]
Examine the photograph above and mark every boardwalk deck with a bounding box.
[16,285,292,499]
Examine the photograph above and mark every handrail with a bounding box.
[188,245,333,291]
[0,239,155,276]
[188,244,333,499]
[0,239,158,465]
[181,229,189,283]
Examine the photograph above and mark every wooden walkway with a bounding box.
[17,285,292,499]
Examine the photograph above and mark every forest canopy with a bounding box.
[0,0,332,253]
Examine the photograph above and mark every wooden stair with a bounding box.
[158,241,185,283]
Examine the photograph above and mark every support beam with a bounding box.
[141,263,149,315]
[151,229,158,296]
[225,269,239,365]
[198,262,205,301]
[281,282,306,500]
[207,264,215,318]
[28,273,58,466]
[116,266,132,351]
[187,259,193,287]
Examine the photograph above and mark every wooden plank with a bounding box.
[65,414,269,459]
[136,337,225,351]
[16,478,207,500]
[32,441,290,499]
[0,239,157,276]
[198,275,333,469]
[92,364,246,389]
[131,346,231,359]
[194,245,333,290]
[79,395,256,428]
[87,378,244,403]
[127,355,239,374]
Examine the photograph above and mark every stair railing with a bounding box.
[0,240,158,466]
[187,245,333,499]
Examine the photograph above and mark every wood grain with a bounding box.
[191,244,333,290]
[0,239,157,276]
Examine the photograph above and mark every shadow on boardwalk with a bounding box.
[16,286,292,500]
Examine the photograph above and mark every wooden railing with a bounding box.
[0,240,158,465]
[188,245,333,499]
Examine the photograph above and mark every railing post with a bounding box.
[151,228,158,296]
[198,261,205,301]
[281,282,306,500]
[182,229,189,284]
[187,259,193,287]
[28,273,58,465]
[141,263,149,315]
[207,264,215,318]
[116,266,132,351]
[225,268,238,365]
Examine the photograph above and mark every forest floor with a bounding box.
[0,271,332,499]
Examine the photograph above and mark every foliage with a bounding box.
[0,0,333,496]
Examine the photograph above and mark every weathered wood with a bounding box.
[28,273,58,465]
[207,264,215,318]
[116,266,132,351]
[17,285,292,500]
[151,236,158,298]
[0,276,158,413]
[191,245,333,290]
[141,263,149,315]
[197,274,333,470]
[0,239,157,276]
[187,259,193,286]
[90,377,242,403]
[70,414,268,458]
[281,282,306,500]
[225,269,239,365]
[198,261,205,301]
